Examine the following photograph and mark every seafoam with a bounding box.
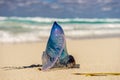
[0,16,120,43]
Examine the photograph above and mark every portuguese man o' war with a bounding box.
[42,22,75,70]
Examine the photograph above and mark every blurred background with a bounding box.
[0,0,120,43]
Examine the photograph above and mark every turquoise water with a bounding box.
[0,16,120,43]
[2,17,120,24]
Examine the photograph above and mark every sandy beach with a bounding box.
[0,38,120,80]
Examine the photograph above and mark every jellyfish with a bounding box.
[42,22,75,70]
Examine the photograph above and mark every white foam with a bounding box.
[0,16,120,43]
[0,16,6,21]
[1,16,120,23]
[0,31,41,43]
[0,28,120,43]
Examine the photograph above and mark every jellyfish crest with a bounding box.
[42,36,65,70]
[42,22,68,70]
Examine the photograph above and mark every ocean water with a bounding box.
[0,16,120,43]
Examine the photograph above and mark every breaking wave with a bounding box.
[1,16,120,24]
[0,16,120,43]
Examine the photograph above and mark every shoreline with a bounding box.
[0,35,120,44]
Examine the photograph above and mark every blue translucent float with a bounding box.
[42,22,75,70]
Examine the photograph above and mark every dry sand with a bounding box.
[0,38,120,80]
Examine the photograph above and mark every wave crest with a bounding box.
[1,16,120,24]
